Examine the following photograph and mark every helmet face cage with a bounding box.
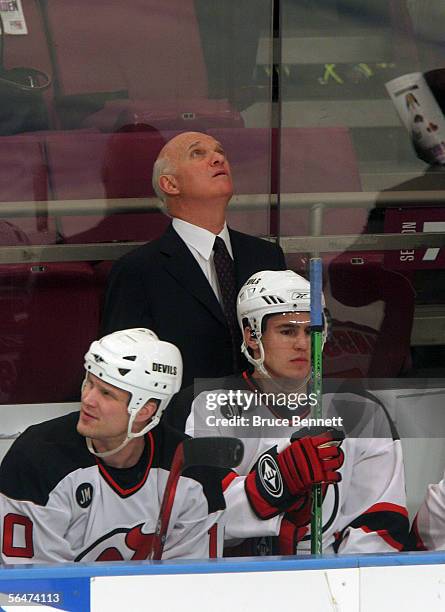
[83,328,183,446]
[237,270,328,375]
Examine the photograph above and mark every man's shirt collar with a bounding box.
[172,218,233,260]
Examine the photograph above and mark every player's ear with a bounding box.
[244,327,259,351]
[137,400,158,422]
[159,174,179,196]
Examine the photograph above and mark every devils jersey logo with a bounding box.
[75,523,154,562]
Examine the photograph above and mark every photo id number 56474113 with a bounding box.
[7,592,62,604]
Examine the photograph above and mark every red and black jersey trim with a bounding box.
[333,502,410,552]
[97,432,154,498]
[241,370,259,392]
[222,471,237,491]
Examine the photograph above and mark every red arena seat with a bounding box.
[0,259,100,404]
[41,0,236,132]
[42,0,208,100]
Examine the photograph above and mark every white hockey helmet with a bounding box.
[83,328,182,457]
[237,270,328,375]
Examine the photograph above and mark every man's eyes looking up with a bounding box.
[190,148,225,159]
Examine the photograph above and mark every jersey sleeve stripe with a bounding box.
[359,525,404,551]
[347,506,410,551]
[221,471,237,492]
[362,502,408,518]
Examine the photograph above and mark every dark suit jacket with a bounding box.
[100,224,286,387]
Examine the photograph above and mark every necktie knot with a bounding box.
[213,235,227,255]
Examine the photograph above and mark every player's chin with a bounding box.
[288,360,309,374]
[77,419,90,435]
[76,422,88,438]
[77,415,96,436]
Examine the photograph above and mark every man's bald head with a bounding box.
[152,132,209,201]
[151,131,233,220]
[159,131,208,164]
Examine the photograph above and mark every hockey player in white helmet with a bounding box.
[0,328,228,563]
[237,269,328,387]
[80,327,180,459]
[166,270,409,555]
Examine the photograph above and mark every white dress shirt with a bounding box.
[172,218,233,304]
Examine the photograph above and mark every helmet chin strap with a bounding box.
[86,435,131,458]
[241,338,268,376]
[86,410,160,459]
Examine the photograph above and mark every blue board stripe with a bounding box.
[1,552,445,581]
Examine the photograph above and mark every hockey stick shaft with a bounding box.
[150,437,243,560]
[310,257,323,555]
[150,444,184,560]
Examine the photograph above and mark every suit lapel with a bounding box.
[159,225,227,326]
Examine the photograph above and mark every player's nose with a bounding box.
[294,330,310,349]
[82,386,98,405]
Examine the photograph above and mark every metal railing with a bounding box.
[0,191,444,346]
[0,191,444,263]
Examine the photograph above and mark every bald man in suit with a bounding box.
[101,131,286,388]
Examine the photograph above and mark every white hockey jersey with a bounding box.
[412,471,445,551]
[0,412,226,564]
[166,374,409,554]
